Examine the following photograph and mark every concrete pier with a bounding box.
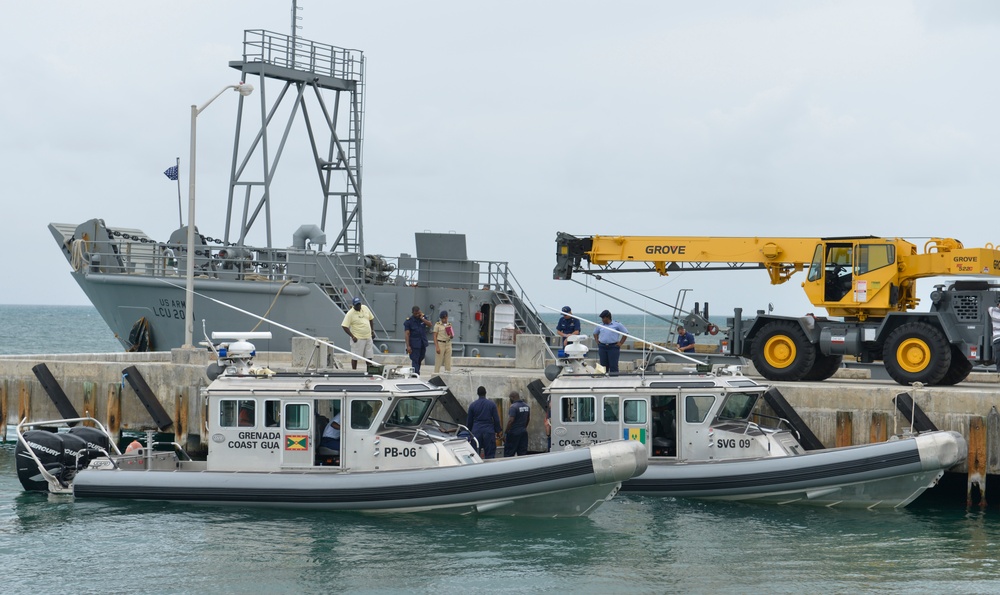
[4,335,1000,494]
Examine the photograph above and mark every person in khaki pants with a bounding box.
[433,310,454,373]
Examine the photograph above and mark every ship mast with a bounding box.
[224,21,365,256]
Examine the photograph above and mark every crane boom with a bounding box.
[556,232,1000,319]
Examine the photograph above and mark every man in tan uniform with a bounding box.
[433,310,454,373]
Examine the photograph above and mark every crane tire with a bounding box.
[750,320,816,381]
[882,321,951,386]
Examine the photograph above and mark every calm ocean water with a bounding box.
[1,305,998,594]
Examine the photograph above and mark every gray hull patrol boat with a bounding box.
[49,28,550,355]
[16,333,646,516]
[545,338,966,509]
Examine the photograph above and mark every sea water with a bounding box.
[1,305,998,594]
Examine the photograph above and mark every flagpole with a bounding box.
[174,157,182,227]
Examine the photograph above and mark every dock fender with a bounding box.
[914,430,967,470]
[589,440,648,484]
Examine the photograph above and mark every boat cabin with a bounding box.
[547,369,803,461]
[204,371,480,472]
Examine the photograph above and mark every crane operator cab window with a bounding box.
[823,244,854,303]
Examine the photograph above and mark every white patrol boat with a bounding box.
[15,333,645,517]
[545,336,966,509]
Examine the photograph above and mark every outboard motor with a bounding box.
[68,426,112,454]
[16,430,67,492]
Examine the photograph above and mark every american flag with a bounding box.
[163,165,179,181]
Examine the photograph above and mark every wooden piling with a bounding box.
[17,379,31,423]
[869,411,888,444]
[106,383,121,435]
[0,379,7,442]
[836,411,853,447]
[987,406,1000,477]
[968,416,987,509]
[175,388,188,448]
[83,381,96,427]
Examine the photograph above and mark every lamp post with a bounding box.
[183,82,254,348]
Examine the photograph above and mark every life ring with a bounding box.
[707,324,719,336]
[125,440,142,454]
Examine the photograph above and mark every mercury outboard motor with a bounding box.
[16,430,67,492]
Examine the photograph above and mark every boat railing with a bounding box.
[241,29,363,82]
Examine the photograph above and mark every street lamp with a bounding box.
[183,82,254,348]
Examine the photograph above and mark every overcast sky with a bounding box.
[4,1,1000,322]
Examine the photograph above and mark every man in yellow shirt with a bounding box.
[342,297,375,370]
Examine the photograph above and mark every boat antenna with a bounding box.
[155,278,379,367]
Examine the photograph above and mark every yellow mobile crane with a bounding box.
[554,232,1000,386]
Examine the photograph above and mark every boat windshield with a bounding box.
[716,392,761,421]
[386,397,434,427]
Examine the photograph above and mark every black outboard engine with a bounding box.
[68,426,112,454]
[16,430,67,492]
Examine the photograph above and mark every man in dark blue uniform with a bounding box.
[504,390,531,457]
[555,306,581,346]
[403,306,432,374]
[467,386,501,459]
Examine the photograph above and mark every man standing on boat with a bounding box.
[404,306,433,374]
[556,306,581,346]
[342,297,376,370]
[504,391,531,457]
[593,310,628,374]
[467,386,502,459]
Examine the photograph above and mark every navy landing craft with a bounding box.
[50,28,551,356]
[16,333,646,516]
[545,336,966,508]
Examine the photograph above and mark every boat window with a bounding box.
[264,399,281,427]
[560,396,595,423]
[395,383,433,392]
[220,399,256,428]
[648,381,717,389]
[387,397,433,427]
[603,396,619,422]
[716,392,759,421]
[684,395,716,424]
[314,384,384,392]
[284,403,310,431]
[351,399,383,430]
[622,399,647,424]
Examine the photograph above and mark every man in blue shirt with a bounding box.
[555,306,581,346]
[467,386,502,459]
[593,309,628,374]
[403,306,432,374]
[504,390,531,457]
[676,325,696,355]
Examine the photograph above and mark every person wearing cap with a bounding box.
[432,310,454,373]
[676,325,696,354]
[342,297,375,370]
[593,309,628,374]
[555,306,581,346]
[504,390,531,457]
[467,386,502,459]
[403,306,433,374]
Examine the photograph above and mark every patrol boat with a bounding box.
[15,334,646,516]
[48,27,550,356]
[545,337,966,509]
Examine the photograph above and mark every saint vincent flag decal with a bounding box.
[285,435,309,450]
[624,428,646,443]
